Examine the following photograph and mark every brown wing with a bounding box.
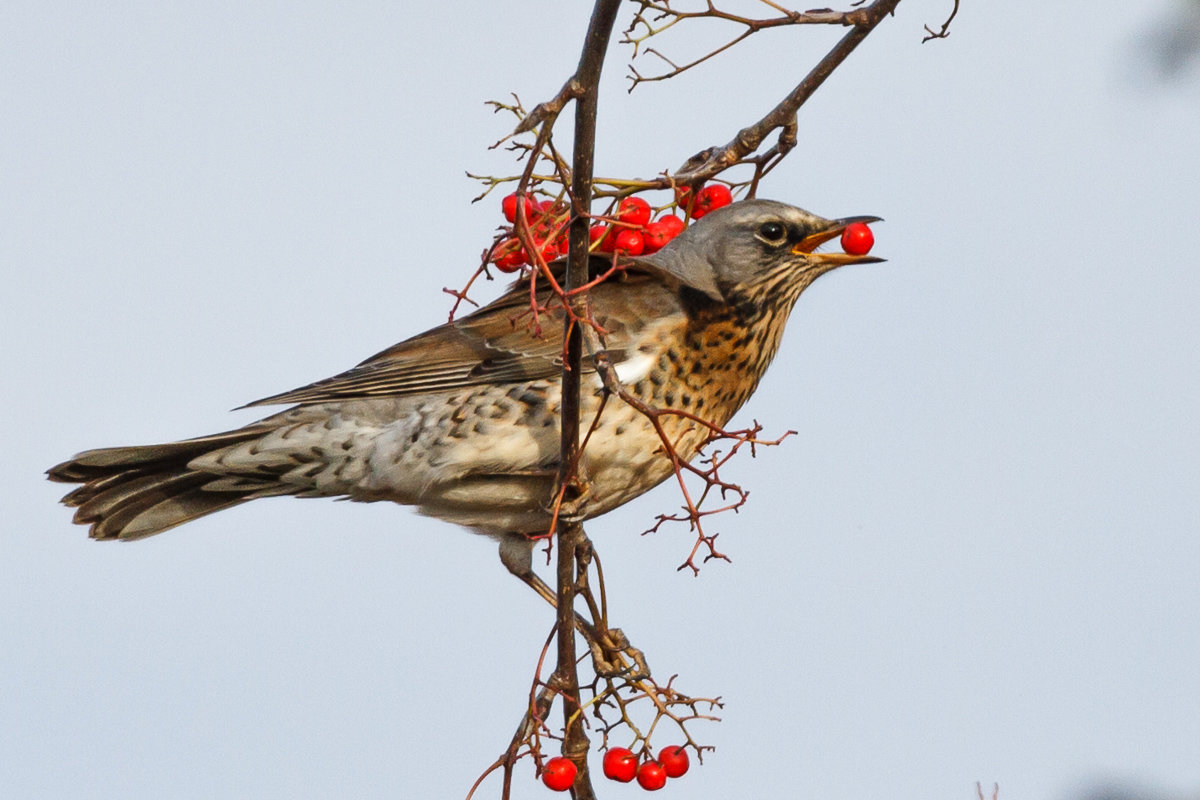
[244,262,673,408]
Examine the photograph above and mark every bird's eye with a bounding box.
[757,221,787,244]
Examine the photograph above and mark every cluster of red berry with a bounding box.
[491,195,569,273]
[489,185,875,272]
[539,745,690,792]
[604,745,690,791]
[489,183,735,273]
[674,183,734,220]
[587,196,678,258]
[587,184,732,258]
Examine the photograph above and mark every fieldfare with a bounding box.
[49,199,881,581]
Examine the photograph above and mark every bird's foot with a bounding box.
[499,531,651,680]
[584,624,650,680]
[554,483,592,526]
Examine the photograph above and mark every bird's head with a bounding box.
[637,199,883,305]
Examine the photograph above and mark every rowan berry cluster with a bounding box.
[489,183,735,273]
[587,184,733,258]
[491,195,570,272]
[539,745,691,792]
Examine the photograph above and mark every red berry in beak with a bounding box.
[840,222,874,256]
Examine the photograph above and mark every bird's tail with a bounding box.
[47,429,273,541]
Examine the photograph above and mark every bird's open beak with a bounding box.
[792,215,885,265]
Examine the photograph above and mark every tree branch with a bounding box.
[671,0,903,183]
[552,3,622,798]
[623,1,880,86]
[459,2,917,792]
[922,0,960,42]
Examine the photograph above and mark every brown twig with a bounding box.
[461,1,912,792]
[586,344,795,574]
[668,0,904,184]
[623,1,874,86]
[923,0,960,42]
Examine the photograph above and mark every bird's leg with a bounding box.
[498,535,649,680]
[572,537,650,680]
[498,535,560,606]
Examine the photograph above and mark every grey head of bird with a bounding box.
[636,198,883,305]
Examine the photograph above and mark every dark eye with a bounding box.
[757,221,787,244]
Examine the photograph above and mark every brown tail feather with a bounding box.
[48,430,270,541]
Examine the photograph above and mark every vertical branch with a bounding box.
[556,2,622,798]
[463,2,910,795]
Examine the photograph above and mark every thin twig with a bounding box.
[923,0,960,42]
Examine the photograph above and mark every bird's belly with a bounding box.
[275,367,736,535]
[407,388,702,533]
[574,403,683,515]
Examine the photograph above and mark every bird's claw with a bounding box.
[586,626,650,680]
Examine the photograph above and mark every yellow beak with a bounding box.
[791,215,885,265]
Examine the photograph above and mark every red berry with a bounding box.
[501,193,536,224]
[614,228,644,255]
[641,221,672,253]
[657,214,685,237]
[840,222,874,256]
[589,224,614,253]
[535,199,558,217]
[674,185,696,216]
[691,184,733,219]
[602,747,638,783]
[617,196,652,227]
[491,239,527,273]
[636,761,667,791]
[541,757,577,792]
[657,746,689,778]
[501,194,519,222]
[492,255,523,273]
[534,216,567,249]
[529,240,556,263]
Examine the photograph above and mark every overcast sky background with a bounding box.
[4,2,1199,799]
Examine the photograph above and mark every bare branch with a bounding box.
[671,0,903,183]
[623,1,875,86]
[550,3,623,797]
[923,0,961,42]
[460,1,917,791]
[514,79,585,135]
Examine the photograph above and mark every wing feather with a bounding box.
[243,262,668,407]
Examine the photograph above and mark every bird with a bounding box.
[48,199,881,590]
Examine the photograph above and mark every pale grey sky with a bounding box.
[4,3,1199,799]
